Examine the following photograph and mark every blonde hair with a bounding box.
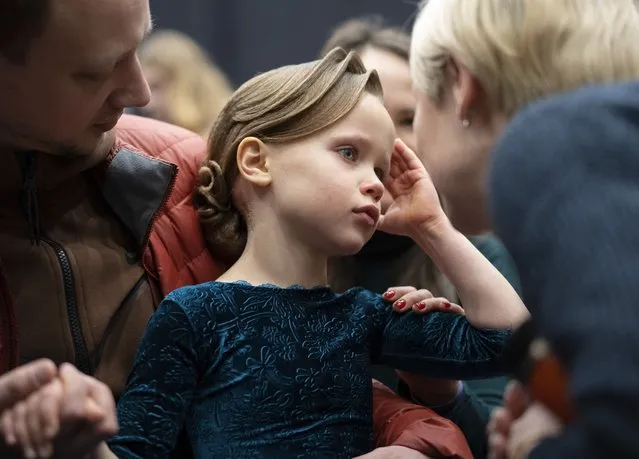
[194,48,383,262]
[411,0,639,116]
[139,30,233,137]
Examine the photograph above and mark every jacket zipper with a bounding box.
[41,237,92,374]
[17,152,91,374]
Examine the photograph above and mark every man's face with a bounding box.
[0,0,152,155]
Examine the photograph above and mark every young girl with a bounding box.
[4,48,527,458]
[322,17,522,458]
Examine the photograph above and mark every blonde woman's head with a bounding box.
[139,29,233,137]
[410,0,639,233]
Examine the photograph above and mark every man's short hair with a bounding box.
[0,0,51,64]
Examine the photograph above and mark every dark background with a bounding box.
[150,0,419,86]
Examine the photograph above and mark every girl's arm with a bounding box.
[380,139,529,330]
[106,298,201,459]
[413,219,528,329]
[365,290,511,380]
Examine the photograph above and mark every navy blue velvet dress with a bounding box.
[108,281,510,458]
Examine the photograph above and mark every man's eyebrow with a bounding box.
[81,18,154,71]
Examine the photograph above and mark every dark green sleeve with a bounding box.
[432,386,492,459]
[463,376,510,411]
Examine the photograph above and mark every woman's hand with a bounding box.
[382,285,465,406]
[488,381,562,459]
[382,285,464,316]
[378,139,449,237]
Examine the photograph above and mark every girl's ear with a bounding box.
[236,137,272,187]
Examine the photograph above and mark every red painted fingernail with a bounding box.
[444,302,452,309]
[416,302,426,310]
[393,299,406,309]
[383,290,396,299]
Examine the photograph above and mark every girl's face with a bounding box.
[264,93,396,257]
[359,47,416,214]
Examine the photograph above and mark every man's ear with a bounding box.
[236,136,272,187]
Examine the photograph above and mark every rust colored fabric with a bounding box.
[372,380,473,458]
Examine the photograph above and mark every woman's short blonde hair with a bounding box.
[411,0,639,115]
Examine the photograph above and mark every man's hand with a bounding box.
[0,363,118,458]
[354,445,432,459]
[0,360,57,413]
[0,360,58,457]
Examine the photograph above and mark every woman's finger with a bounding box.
[382,286,417,304]
[504,380,530,418]
[392,289,435,312]
[384,287,417,301]
[412,297,464,315]
[488,407,513,437]
[488,431,507,459]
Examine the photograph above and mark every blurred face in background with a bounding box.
[359,46,416,214]
[141,63,171,122]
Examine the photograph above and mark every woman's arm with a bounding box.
[106,298,201,459]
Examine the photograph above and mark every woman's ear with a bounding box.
[236,137,272,187]
[449,58,482,122]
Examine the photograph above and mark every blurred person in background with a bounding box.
[323,17,519,459]
[409,0,639,457]
[137,29,233,137]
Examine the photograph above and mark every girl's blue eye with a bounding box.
[338,147,358,162]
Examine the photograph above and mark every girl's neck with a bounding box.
[217,221,329,289]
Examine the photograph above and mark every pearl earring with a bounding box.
[462,119,470,128]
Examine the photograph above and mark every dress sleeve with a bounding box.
[365,291,511,380]
[107,298,201,459]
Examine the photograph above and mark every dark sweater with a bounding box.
[109,281,509,458]
[490,81,639,458]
